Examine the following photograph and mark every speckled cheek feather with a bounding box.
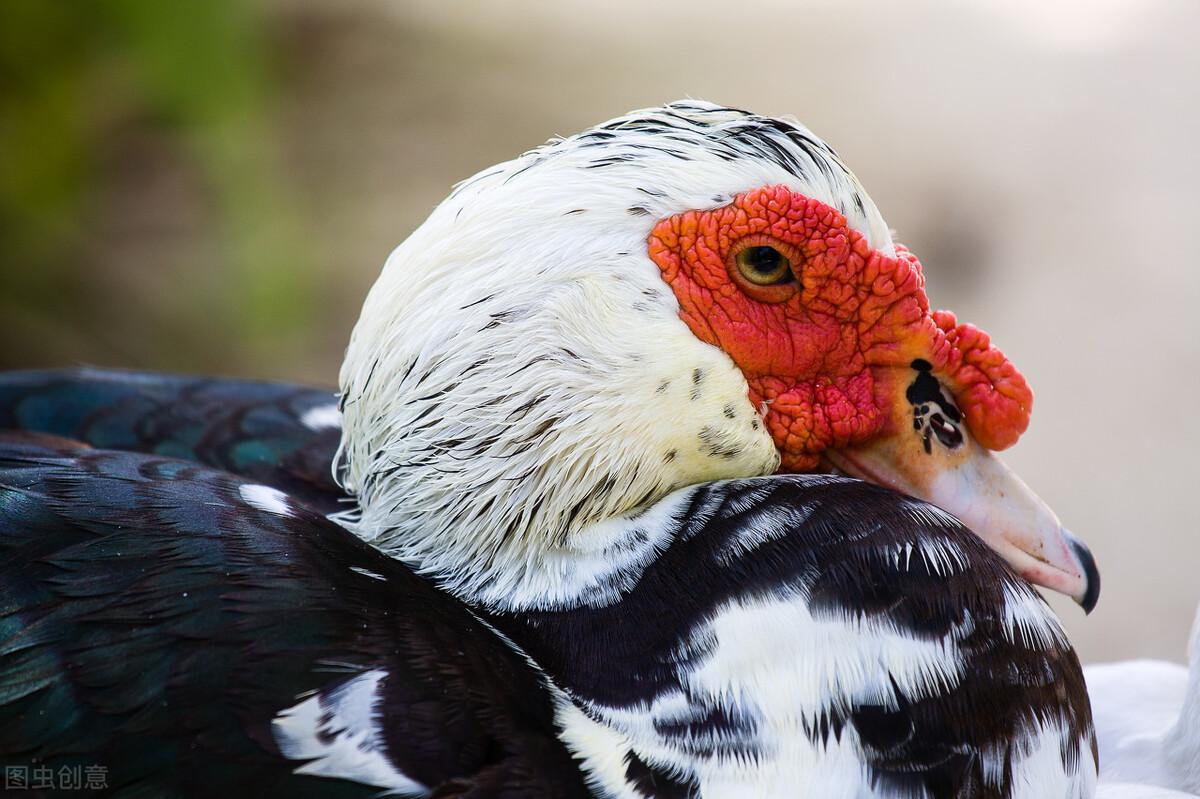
[648,184,1034,471]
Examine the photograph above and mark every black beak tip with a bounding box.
[1064,529,1101,614]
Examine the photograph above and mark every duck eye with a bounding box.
[735,246,795,286]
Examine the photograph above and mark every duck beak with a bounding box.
[822,370,1100,613]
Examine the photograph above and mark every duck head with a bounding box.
[337,101,1098,612]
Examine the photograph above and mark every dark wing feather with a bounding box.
[0,368,344,513]
[0,436,589,799]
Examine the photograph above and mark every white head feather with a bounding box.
[336,101,892,607]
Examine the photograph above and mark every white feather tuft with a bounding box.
[300,403,342,432]
[272,670,428,796]
[239,484,292,517]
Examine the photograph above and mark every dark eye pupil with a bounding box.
[743,246,782,273]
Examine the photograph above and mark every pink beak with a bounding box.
[826,424,1099,613]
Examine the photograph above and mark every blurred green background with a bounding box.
[1,0,1197,664]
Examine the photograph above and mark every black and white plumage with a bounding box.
[487,477,1096,797]
[0,421,1097,798]
[0,100,1104,797]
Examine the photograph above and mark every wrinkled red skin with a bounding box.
[648,185,1032,472]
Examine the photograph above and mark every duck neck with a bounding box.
[466,487,696,611]
[342,483,698,613]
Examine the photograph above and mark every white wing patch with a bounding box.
[239,484,292,517]
[300,403,343,431]
[687,592,966,721]
[568,588,1091,796]
[554,699,644,799]
[1004,718,1098,799]
[272,669,428,796]
[571,591,969,796]
[1000,581,1068,650]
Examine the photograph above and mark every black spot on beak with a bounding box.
[907,362,964,453]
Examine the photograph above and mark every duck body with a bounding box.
[0,373,1097,797]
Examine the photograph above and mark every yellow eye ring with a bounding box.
[727,237,802,303]
[735,245,794,285]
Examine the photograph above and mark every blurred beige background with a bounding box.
[1,0,1197,664]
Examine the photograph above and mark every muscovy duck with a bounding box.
[2,101,1102,797]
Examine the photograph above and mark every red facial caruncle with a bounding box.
[647,184,1033,472]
